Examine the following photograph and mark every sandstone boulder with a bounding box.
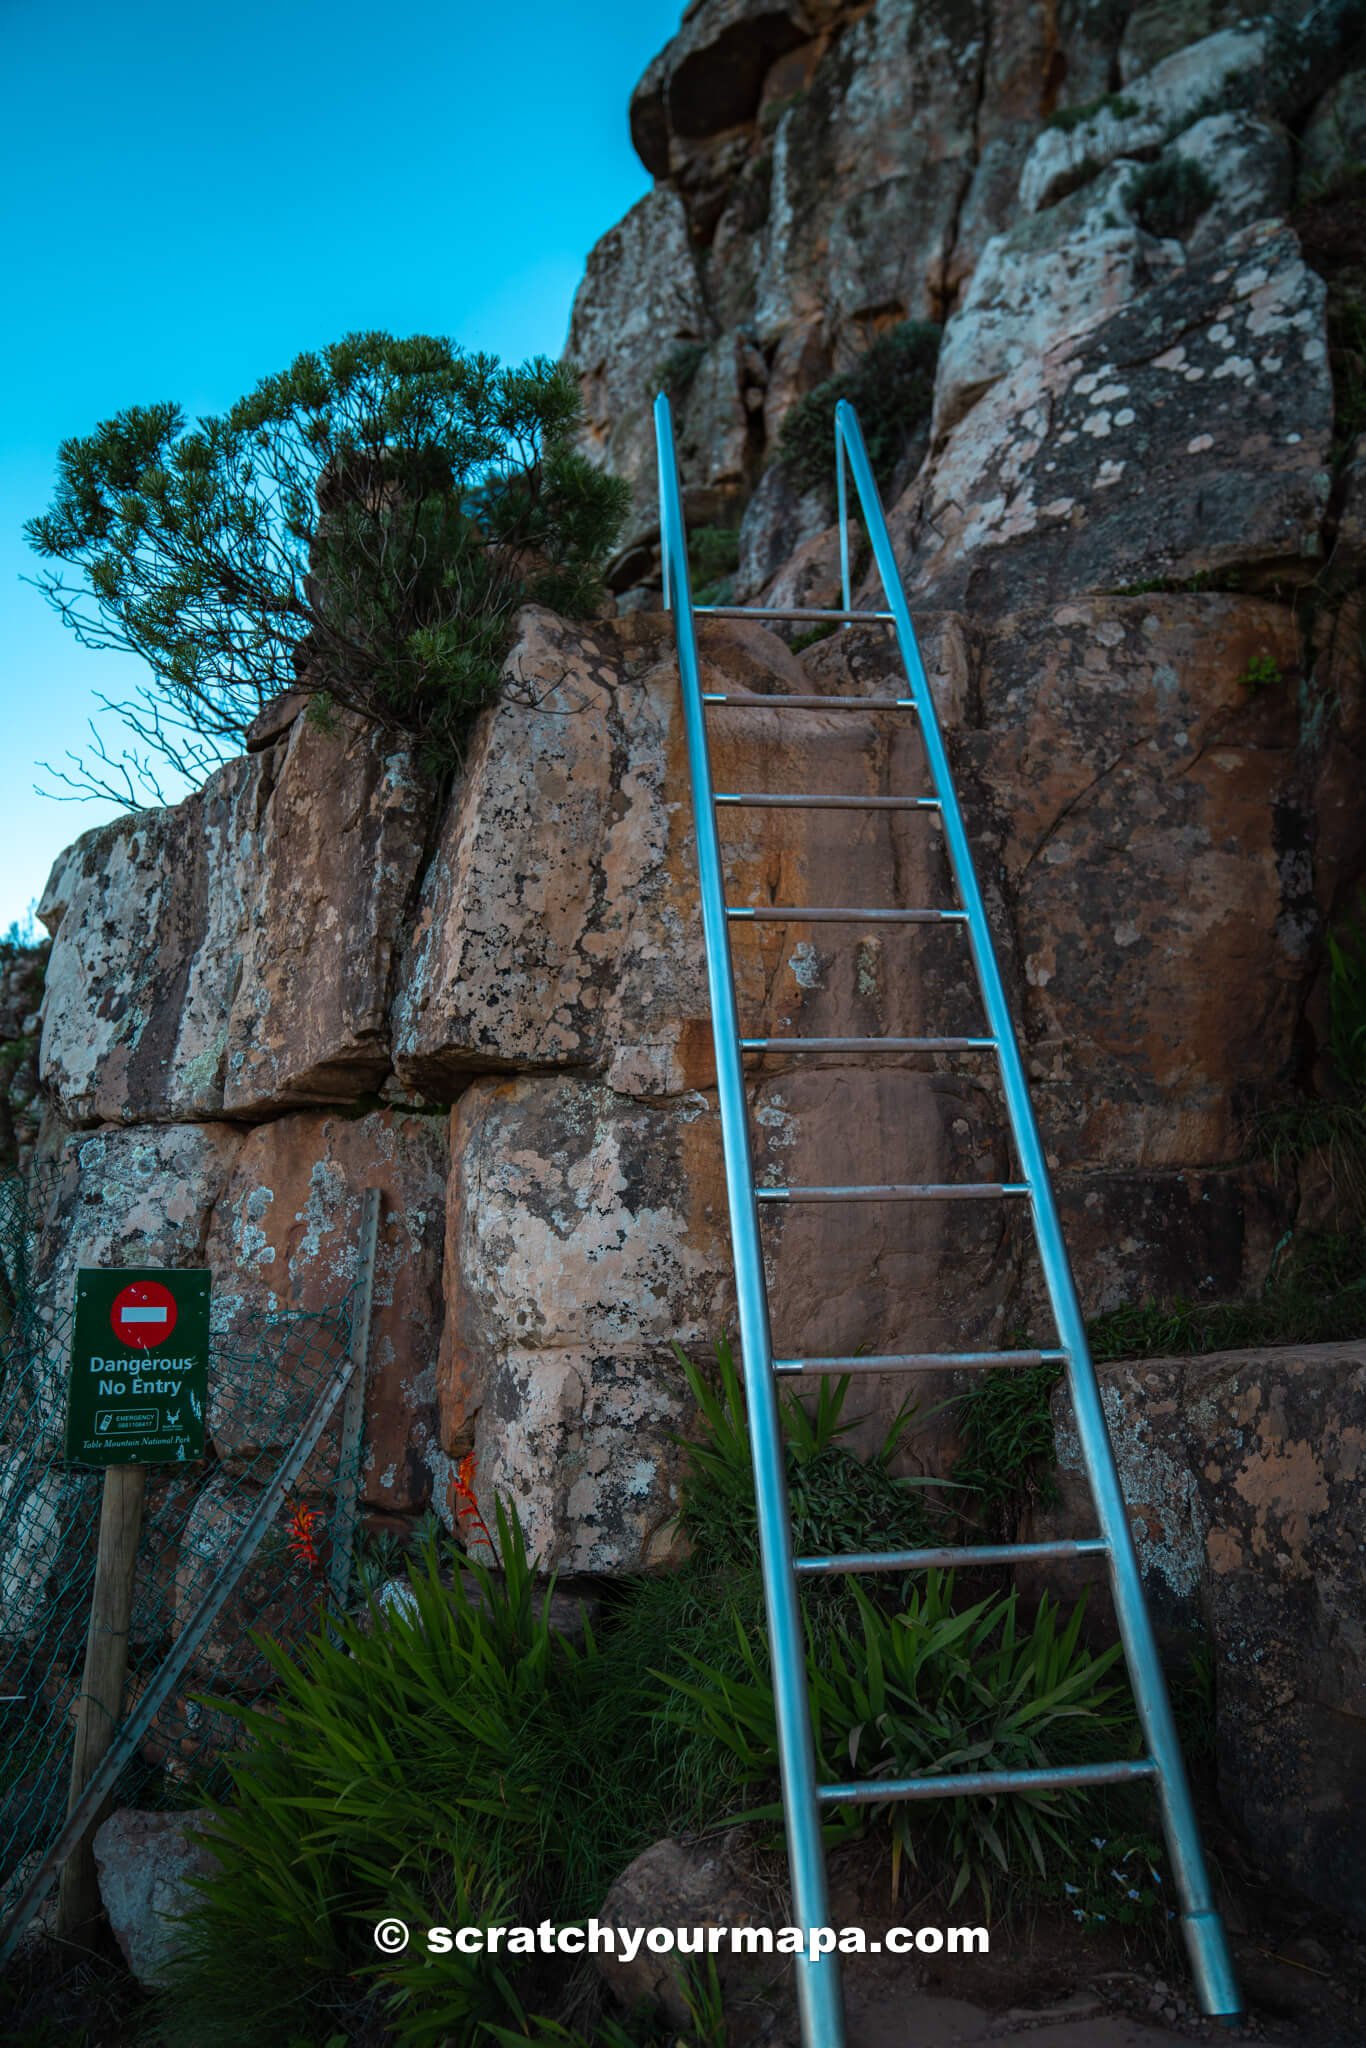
[1118,1,1251,85]
[37,712,431,1126]
[205,1108,449,1515]
[1028,1340,1366,1924]
[596,1834,771,2026]
[932,163,1184,439]
[437,1074,731,1572]
[901,223,1331,613]
[218,717,432,1117]
[567,185,711,532]
[1166,112,1294,255]
[393,606,950,1102]
[37,775,254,1127]
[959,596,1311,1174]
[92,1807,219,1987]
[937,107,1293,442]
[1018,28,1267,216]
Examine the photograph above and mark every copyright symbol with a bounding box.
[374,1918,409,1953]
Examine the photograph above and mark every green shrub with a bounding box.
[676,1339,939,1566]
[777,321,940,495]
[687,524,741,606]
[663,1571,1135,1911]
[1239,651,1282,692]
[790,621,837,653]
[156,1506,670,2047]
[164,1335,1169,2043]
[656,341,707,399]
[1127,156,1218,240]
[26,333,630,797]
[1046,92,1140,134]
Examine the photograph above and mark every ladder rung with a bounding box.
[818,1760,1159,1808]
[795,1538,1108,1576]
[716,793,940,811]
[703,692,914,711]
[772,1349,1067,1374]
[696,605,895,623]
[741,1036,994,1053]
[727,906,966,924]
[757,1183,1030,1203]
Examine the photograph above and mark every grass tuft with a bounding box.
[1126,156,1218,241]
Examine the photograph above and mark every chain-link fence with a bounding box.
[0,1168,361,1949]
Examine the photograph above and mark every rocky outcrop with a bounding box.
[901,222,1332,613]
[569,4,1361,634]
[205,1108,449,1515]
[438,1077,730,1571]
[571,0,1135,556]
[1026,1341,1366,1925]
[37,707,432,1126]
[31,578,1356,1563]
[1017,28,1268,216]
[22,5,1366,1597]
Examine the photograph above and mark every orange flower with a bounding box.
[450,1453,493,1551]
[286,1501,324,1571]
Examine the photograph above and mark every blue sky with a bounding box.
[1,0,679,931]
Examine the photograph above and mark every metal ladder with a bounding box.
[653,391,1241,2046]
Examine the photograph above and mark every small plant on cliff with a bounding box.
[1126,156,1218,241]
[1239,651,1283,692]
[1045,91,1140,134]
[687,523,741,605]
[25,332,630,802]
[777,320,940,496]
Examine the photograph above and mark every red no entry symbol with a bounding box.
[110,1280,179,1352]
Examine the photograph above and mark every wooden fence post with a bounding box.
[56,1461,147,1940]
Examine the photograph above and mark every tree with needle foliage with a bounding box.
[25,331,630,801]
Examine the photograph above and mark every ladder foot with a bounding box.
[1181,1911,1243,2022]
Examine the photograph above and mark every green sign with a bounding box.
[65,1268,211,1465]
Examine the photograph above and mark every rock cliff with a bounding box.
[12,0,1366,1915]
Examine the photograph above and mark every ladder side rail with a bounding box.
[831,397,1240,2023]
[653,393,847,2048]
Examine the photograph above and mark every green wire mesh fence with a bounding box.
[0,1167,360,1948]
